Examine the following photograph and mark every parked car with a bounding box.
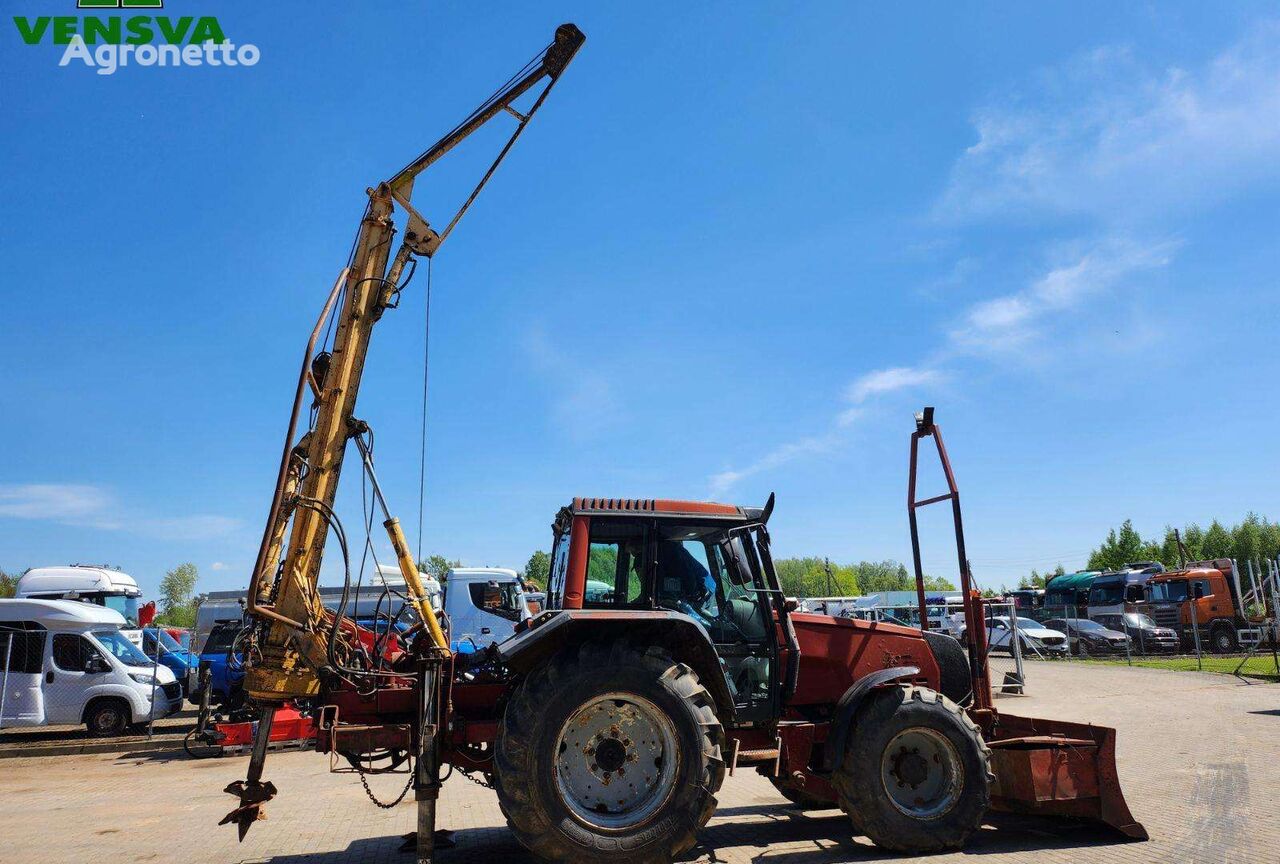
[1091,613,1180,654]
[957,615,1069,657]
[0,599,183,736]
[1042,617,1131,656]
[141,627,199,696]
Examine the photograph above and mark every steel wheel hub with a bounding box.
[554,693,679,830]
[879,727,962,819]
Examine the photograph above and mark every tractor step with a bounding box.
[728,737,782,776]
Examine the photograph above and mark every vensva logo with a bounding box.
[13,1,260,75]
[14,15,225,45]
[77,0,164,8]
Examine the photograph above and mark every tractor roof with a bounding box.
[566,497,762,522]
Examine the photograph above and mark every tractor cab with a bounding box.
[541,498,791,725]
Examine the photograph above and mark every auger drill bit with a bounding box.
[219,705,277,841]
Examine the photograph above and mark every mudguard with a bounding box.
[496,609,736,717]
[822,665,919,772]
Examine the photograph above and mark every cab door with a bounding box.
[44,633,113,725]
[0,622,47,727]
[717,533,782,725]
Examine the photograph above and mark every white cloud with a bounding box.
[0,484,113,523]
[710,22,1273,496]
[950,238,1174,351]
[210,561,230,571]
[709,434,837,497]
[0,483,240,539]
[846,367,942,404]
[937,23,1280,224]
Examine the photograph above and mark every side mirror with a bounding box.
[84,656,109,674]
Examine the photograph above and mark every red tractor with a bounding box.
[219,24,1145,863]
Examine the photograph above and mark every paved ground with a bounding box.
[3,662,1275,864]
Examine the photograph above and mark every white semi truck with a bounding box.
[17,565,144,646]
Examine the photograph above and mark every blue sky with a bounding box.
[2,2,1278,599]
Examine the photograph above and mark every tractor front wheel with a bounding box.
[833,685,990,853]
[494,642,724,864]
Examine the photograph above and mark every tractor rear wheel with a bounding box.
[494,642,724,864]
[833,685,990,853]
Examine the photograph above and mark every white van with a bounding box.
[0,599,183,736]
[17,565,144,646]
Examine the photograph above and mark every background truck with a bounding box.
[17,565,144,645]
[1145,559,1253,653]
[441,567,532,653]
[1086,562,1164,619]
[1042,570,1101,619]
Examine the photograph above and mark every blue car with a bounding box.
[142,627,199,697]
[195,621,246,708]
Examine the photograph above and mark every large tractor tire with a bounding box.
[832,685,991,853]
[494,641,724,864]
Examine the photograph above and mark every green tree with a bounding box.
[159,563,198,613]
[0,567,18,599]
[1202,520,1232,559]
[417,555,461,583]
[1232,513,1264,567]
[773,557,860,597]
[522,550,550,589]
[1087,519,1153,571]
[921,574,957,591]
[856,560,911,593]
[154,563,199,628]
[1261,519,1280,564]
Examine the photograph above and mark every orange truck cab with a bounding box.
[1145,559,1245,653]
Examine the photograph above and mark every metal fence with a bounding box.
[1024,602,1280,679]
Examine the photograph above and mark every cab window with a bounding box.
[547,530,570,609]
[52,634,99,672]
[467,582,523,622]
[584,520,647,607]
[654,525,768,643]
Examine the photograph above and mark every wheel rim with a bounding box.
[879,727,963,820]
[94,707,120,733]
[554,692,679,830]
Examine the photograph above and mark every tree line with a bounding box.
[513,551,953,598]
[1021,512,1280,589]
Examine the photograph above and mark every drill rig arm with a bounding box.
[223,25,584,843]
[244,23,584,703]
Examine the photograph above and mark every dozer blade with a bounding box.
[984,712,1147,841]
[220,779,278,842]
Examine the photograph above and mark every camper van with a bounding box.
[0,599,183,736]
[17,565,144,645]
